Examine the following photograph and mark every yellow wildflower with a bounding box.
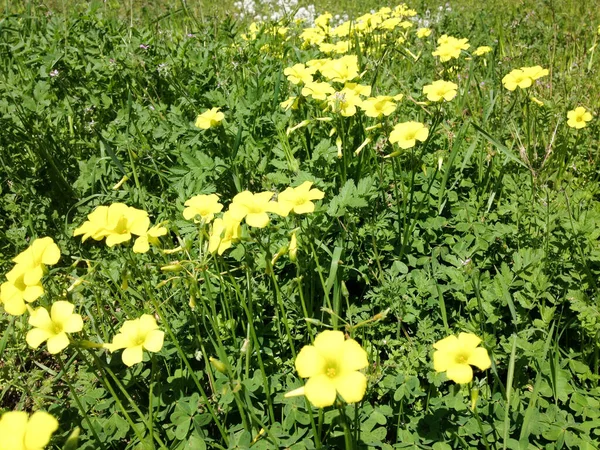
[208,211,242,255]
[183,194,223,223]
[133,224,168,254]
[277,181,325,216]
[422,80,459,102]
[567,106,593,129]
[521,65,549,80]
[0,410,58,450]
[105,314,165,366]
[473,46,492,56]
[301,81,335,101]
[389,122,429,149]
[285,330,369,408]
[26,301,83,354]
[502,69,533,91]
[195,107,224,130]
[360,96,399,118]
[228,191,280,228]
[284,63,316,85]
[319,55,360,83]
[416,28,431,38]
[433,332,491,384]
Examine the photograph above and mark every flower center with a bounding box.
[454,352,469,364]
[326,367,337,378]
[52,323,64,335]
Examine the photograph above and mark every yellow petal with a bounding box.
[41,242,61,266]
[3,296,27,315]
[24,411,59,450]
[139,314,159,334]
[467,347,491,370]
[292,202,315,215]
[47,333,70,354]
[23,265,44,286]
[433,335,458,351]
[122,345,144,366]
[29,307,53,330]
[304,374,337,407]
[457,332,481,350]
[340,339,368,372]
[0,411,28,449]
[284,386,306,398]
[446,363,473,384]
[245,212,270,228]
[133,236,150,253]
[295,345,326,378]
[334,371,367,403]
[50,301,75,326]
[143,330,165,353]
[23,284,44,302]
[63,314,84,334]
[26,328,52,349]
[433,349,454,372]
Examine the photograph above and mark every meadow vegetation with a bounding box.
[1,0,600,448]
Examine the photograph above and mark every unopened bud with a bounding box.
[209,357,228,374]
[161,262,183,272]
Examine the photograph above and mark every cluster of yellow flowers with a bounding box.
[299,5,417,50]
[183,181,324,255]
[73,203,167,253]
[432,34,470,62]
[0,237,60,315]
[287,330,491,408]
[501,65,549,91]
[0,410,58,450]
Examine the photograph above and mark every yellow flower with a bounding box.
[521,65,549,80]
[0,410,58,450]
[133,224,168,254]
[416,27,431,38]
[422,80,458,102]
[530,96,545,106]
[501,69,532,91]
[284,63,316,85]
[319,55,360,83]
[432,35,470,62]
[194,107,224,130]
[73,203,149,247]
[343,82,372,97]
[433,332,491,384]
[277,181,325,216]
[379,17,402,30]
[567,106,593,129]
[301,81,335,101]
[300,27,326,46]
[228,190,280,228]
[389,122,429,149]
[208,211,242,255]
[1,237,61,316]
[12,237,61,283]
[360,96,399,118]
[1,266,44,316]
[105,314,164,366]
[26,301,83,354]
[432,43,462,62]
[327,90,362,117]
[285,330,368,407]
[183,194,223,223]
[315,12,332,29]
[473,46,492,56]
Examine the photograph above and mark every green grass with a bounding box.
[1,0,600,449]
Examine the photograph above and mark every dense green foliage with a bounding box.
[1,1,600,449]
